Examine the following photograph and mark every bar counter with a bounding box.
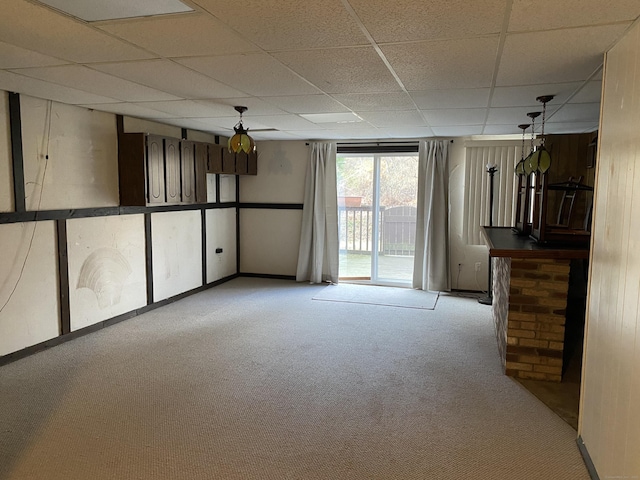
[481,227,589,382]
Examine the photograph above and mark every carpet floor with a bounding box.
[0,278,589,479]
[313,283,439,309]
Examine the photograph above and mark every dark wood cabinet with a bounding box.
[209,146,257,176]
[195,143,208,203]
[181,141,197,204]
[207,144,223,173]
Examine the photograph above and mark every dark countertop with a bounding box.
[481,227,590,259]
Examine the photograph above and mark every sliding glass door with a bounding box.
[337,152,419,285]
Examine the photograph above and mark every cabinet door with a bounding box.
[221,148,236,174]
[236,152,248,175]
[247,151,258,175]
[146,135,165,204]
[207,144,223,173]
[165,137,181,203]
[181,141,196,204]
[195,142,208,203]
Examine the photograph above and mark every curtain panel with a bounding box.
[296,142,339,284]
[413,140,450,292]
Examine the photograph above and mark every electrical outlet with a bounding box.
[475,262,482,272]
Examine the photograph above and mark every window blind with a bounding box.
[463,144,519,245]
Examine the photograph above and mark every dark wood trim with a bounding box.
[0,274,239,367]
[144,213,153,305]
[56,219,71,335]
[239,273,296,281]
[239,203,304,210]
[215,175,221,204]
[116,114,124,135]
[236,176,241,274]
[8,92,26,212]
[201,208,207,285]
[181,128,188,140]
[0,203,239,225]
[576,436,600,480]
[337,144,418,154]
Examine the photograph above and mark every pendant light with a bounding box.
[514,123,530,176]
[529,95,554,173]
[228,106,256,154]
[523,111,540,174]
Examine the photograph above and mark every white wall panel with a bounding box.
[240,209,302,276]
[207,174,217,203]
[151,211,202,302]
[21,96,118,210]
[0,91,13,212]
[67,215,146,331]
[579,20,640,478]
[219,175,236,203]
[0,221,59,355]
[240,141,307,203]
[206,208,237,283]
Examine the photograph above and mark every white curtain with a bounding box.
[413,140,450,292]
[296,142,339,284]
[463,144,519,245]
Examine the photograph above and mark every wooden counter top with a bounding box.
[481,227,589,259]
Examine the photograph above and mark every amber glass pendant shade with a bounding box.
[537,147,551,173]
[228,106,256,154]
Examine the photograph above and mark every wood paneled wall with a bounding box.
[579,20,640,477]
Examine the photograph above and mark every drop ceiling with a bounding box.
[1,0,639,140]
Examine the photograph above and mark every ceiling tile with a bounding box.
[547,103,601,123]
[491,83,583,107]
[569,81,603,104]
[422,108,487,126]
[193,0,368,50]
[544,122,599,134]
[382,36,499,90]
[243,114,320,131]
[0,41,69,69]
[79,102,175,119]
[509,0,640,32]
[250,131,303,141]
[177,53,320,96]
[410,89,491,109]
[196,98,288,116]
[39,0,193,22]
[11,65,179,102]
[357,110,426,127]
[132,100,225,118]
[482,124,526,135]
[0,0,153,63]
[349,0,506,43]
[0,70,119,105]
[98,13,259,58]
[497,24,630,86]
[91,60,245,99]
[261,95,349,114]
[486,106,560,125]
[378,126,434,138]
[331,92,416,111]
[431,125,483,136]
[274,47,402,94]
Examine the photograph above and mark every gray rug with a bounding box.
[313,283,439,309]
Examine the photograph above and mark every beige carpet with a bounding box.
[0,278,589,479]
[313,283,439,309]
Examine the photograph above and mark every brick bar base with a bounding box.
[495,257,570,382]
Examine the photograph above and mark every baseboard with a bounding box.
[577,436,600,480]
[239,272,297,281]
[0,273,239,367]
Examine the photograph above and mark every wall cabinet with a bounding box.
[118,133,256,207]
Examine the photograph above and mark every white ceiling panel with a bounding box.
[242,114,320,131]
[357,110,426,128]
[379,126,434,138]
[382,36,499,90]
[431,125,483,136]
[98,13,259,58]
[544,122,599,134]
[0,0,154,63]
[80,102,175,119]
[177,53,320,97]
[332,92,416,111]
[156,117,232,133]
[486,106,560,125]
[547,103,601,123]
[196,98,288,116]
[0,70,119,105]
[569,81,603,104]
[482,124,527,135]
[410,89,491,109]
[91,60,245,99]
[491,83,583,108]
[192,0,368,51]
[132,100,225,118]
[261,95,349,114]
[422,108,488,126]
[497,24,630,86]
[37,0,193,22]
[350,0,506,43]
[0,41,69,69]
[250,131,301,141]
[274,47,402,94]
[11,65,179,102]
[509,0,640,32]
